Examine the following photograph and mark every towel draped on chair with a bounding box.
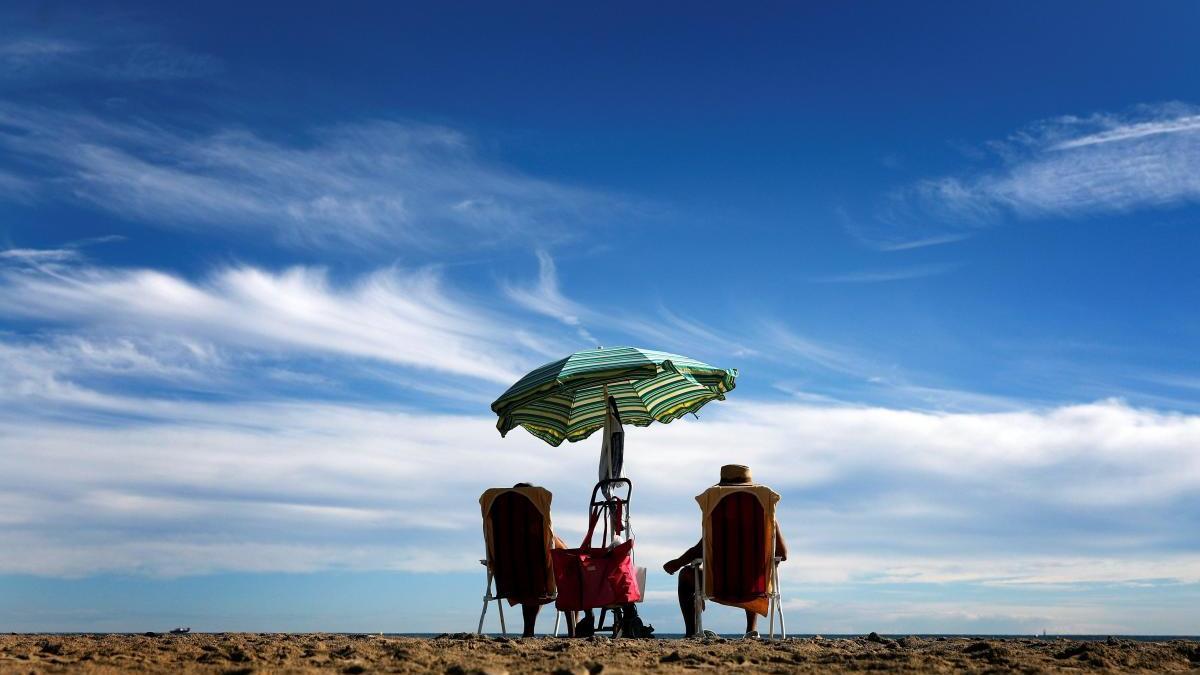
[695,484,780,617]
[480,487,557,606]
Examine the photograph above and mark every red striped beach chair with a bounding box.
[477,486,563,636]
[686,484,786,639]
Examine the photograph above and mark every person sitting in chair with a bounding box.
[662,465,788,638]
[480,482,577,637]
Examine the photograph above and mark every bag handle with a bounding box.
[582,478,633,549]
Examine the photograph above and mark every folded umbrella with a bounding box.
[600,395,625,484]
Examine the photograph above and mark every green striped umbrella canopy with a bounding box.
[491,346,738,447]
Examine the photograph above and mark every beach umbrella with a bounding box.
[490,346,738,448]
[493,347,736,632]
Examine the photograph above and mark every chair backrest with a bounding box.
[480,487,556,600]
[709,491,768,600]
[695,484,780,602]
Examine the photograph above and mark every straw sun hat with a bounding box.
[719,464,753,485]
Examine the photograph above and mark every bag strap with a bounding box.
[581,505,601,549]
[582,480,630,549]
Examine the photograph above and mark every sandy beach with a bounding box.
[3,632,1199,674]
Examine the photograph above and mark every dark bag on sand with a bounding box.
[552,513,641,611]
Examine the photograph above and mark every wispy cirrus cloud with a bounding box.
[857,103,1200,248]
[503,250,767,359]
[813,262,962,284]
[0,254,543,385]
[1,19,219,81]
[501,251,1033,412]
[0,247,79,263]
[0,104,621,250]
[0,37,87,72]
[502,251,911,388]
[501,250,596,344]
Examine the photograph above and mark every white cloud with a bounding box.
[503,250,761,358]
[0,247,78,263]
[502,250,596,344]
[0,37,85,71]
[0,400,593,577]
[0,334,219,388]
[0,258,544,384]
[774,552,1200,587]
[757,321,877,379]
[501,253,1009,406]
[0,28,218,81]
[3,331,1199,630]
[781,597,1169,635]
[866,103,1200,247]
[0,104,619,249]
[1050,112,1200,150]
[1,386,1198,588]
[813,262,962,284]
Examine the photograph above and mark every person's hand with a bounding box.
[663,559,682,575]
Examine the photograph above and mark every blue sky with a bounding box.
[2,2,1200,635]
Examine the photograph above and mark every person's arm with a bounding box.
[663,539,703,575]
[774,521,788,562]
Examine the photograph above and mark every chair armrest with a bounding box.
[684,558,703,568]
[480,559,489,566]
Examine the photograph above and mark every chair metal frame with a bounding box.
[686,496,786,639]
[477,559,563,636]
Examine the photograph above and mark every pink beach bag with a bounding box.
[551,515,642,611]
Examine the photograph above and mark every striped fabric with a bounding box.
[709,492,768,604]
[488,492,550,602]
[491,346,738,446]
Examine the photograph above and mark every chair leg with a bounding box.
[770,562,786,640]
[477,570,494,635]
[769,594,775,639]
[553,609,561,637]
[778,595,787,639]
[692,562,704,635]
[767,561,775,640]
[498,598,507,635]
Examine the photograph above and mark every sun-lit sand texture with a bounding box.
[3,632,1200,673]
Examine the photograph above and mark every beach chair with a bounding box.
[685,484,786,639]
[477,486,564,636]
